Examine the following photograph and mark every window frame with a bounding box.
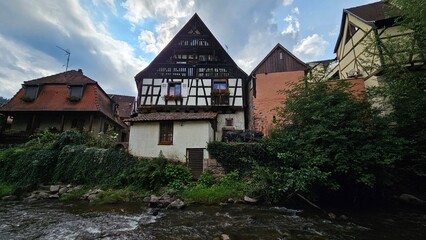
[68,84,84,98]
[212,79,228,93]
[24,85,39,99]
[159,121,173,145]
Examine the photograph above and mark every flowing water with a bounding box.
[0,200,425,239]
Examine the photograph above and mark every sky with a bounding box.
[0,0,377,99]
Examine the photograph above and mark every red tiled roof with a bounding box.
[127,112,218,122]
[0,70,125,127]
[24,70,96,85]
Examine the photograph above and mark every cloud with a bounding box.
[281,15,300,40]
[282,0,293,6]
[0,0,147,98]
[291,7,299,14]
[0,35,58,98]
[138,30,159,54]
[293,34,329,61]
[122,0,195,53]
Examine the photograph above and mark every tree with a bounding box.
[259,81,405,201]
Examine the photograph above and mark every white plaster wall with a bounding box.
[216,111,245,141]
[129,121,213,162]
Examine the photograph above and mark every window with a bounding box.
[69,85,84,98]
[345,22,359,43]
[24,85,39,99]
[159,122,173,145]
[225,118,234,127]
[161,82,188,100]
[212,80,228,93]
[169,82,181,97]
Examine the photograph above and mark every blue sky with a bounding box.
[0,0,376,99]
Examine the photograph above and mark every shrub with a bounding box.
[53,129,86,150]
[118,158,168,191]
[0,181,14,198]
[165,163,192,190]
[207,141,267,174]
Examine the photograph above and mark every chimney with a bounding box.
[78,69,83,74]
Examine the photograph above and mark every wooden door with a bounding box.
[187,148,204,179]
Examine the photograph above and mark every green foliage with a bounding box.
[207,141,267,174]
[87,127,119,149]
[267,82,404,196]
[181,171,247,204]
[53,129,86,150]
[59,186,89,201]
[118,158,167,191]
[96,188,139,204]
[0,147,59,190]
[0,181,14,197]
[165,163,192,190]
[25,129,58,150]
[196,170,216,187]
[53,145,136,187]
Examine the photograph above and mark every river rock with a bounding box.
[50,185,60,193]
[2,195,17,201]
[167,199,185,210]
[399,193,424,206]
[143,196,151,203]
[49,194,60,199]
[221,234,230,240]
[243,196,258,203]
[58,187,68,195]
[38,191,50,199]
[328,212,336,220]
[87,194,98,203]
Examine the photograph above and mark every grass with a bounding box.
[95,188,145,204]
[59,186,89,201]
[180,182,248,204]
[0,181,14,198]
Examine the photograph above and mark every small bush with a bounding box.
[165,163,192,190]
[0,181,14,198]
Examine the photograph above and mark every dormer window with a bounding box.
[68,84,84,102]
[21,85,39,102]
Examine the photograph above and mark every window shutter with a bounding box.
[181,82,188,97]
[161,83,168,97]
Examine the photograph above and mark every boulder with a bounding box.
[243,196,258,203]
[87,194,98,203]
[167,199,185,210]
[37,191,50,199]
[2,195,17,201]
[58,187,68,195]
[399,193,425,206]
[221,234,231,240]
[50,185,60,193]
[49,194,60,199]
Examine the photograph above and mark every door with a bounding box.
[187,148,204,179]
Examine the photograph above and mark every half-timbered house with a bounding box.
[325,1,424,87]
[127,14,248,176]
[247,43,306,136]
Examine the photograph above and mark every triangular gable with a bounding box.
[333,1,400,53]
[251,43,306,75]
[135,13,247,80]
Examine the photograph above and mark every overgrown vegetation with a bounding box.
[209,81,406,204]
[181,171,247,204]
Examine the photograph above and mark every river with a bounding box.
[0,200,425,239]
